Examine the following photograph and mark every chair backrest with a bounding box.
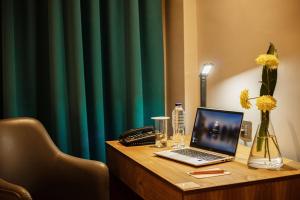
[0,118,59,189]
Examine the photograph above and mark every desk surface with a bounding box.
[106,139,300,199]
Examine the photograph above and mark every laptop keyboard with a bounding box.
[171,149,225,161]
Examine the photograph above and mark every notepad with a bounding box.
[187,168,231,179]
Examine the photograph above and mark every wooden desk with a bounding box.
[106,140,300,200]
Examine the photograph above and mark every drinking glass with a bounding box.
[151,116,170,148]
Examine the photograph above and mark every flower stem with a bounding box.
[264,138,267,158]
[266,137,271,161]
[256,111,269,152]
[269,131,282,156]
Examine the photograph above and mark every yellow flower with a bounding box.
[256,95,277,112]
[255,54,279,69]
[240,89,251,109]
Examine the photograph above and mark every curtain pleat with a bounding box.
[0,0,165,162]
[139,0,165,126]
[103,0,127,140]
[48,0,70,153]
[81,0,106,160]
[23,0,37,116]
[63,0,90,158]
[125,0,144,128]
[1,0,18,116]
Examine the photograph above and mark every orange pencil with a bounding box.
[190,169,224,175]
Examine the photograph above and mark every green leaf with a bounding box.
[260,66,269,96]
[259,43,278,96]
[267,43,276,54]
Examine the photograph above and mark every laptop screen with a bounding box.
[190,108,243,156]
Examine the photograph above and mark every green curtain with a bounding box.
[0,0,165,162]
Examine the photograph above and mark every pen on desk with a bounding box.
[190,169,225,175]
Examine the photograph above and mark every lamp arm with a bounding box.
[200,74,207,107]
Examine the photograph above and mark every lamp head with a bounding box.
[200,63,214,76]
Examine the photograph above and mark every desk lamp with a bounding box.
[199,63,214,107]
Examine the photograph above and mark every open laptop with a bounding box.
[154,107,244,167]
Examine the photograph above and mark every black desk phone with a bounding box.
[119,126,155,146]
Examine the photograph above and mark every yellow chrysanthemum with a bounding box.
[255,54,279,69]
[240,89,252,109]
[256,95,277,112]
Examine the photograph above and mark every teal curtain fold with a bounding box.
[0,0,165,162]
[48,0,70,153]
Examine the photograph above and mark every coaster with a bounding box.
[187,168,231,179]
[175,181,200,190]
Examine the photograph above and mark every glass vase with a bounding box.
[247,119,283,169]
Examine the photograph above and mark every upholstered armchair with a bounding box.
[0,118,109,200]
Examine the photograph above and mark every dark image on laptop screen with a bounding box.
[191,108,243,156]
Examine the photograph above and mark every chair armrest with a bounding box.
[0,179,32,200]
[49,153,109,200]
